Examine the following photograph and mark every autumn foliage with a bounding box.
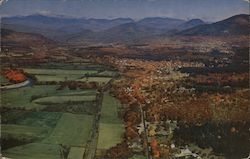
[2,69,27,83]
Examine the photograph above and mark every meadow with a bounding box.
[1,62,122,159]
[1,85,96,110]
[97,94,125,150]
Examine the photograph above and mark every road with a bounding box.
[139,104,151,159]
[0,79,31,90]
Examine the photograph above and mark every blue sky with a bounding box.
[0,0,249,21]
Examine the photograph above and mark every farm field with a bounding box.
[42,113,94,147]
[76,77,112,84]
[0,74,10,85]
[67,147,86,159]
[129,155,146,159]
[1,61,121,159]
[23,67,115,83]
[3,143,61,159]
[97,93,125,150]
[2,85,58,110]
[1,85,96,110]
[32,62,108,70]
[97,123,124,150]
[100,93,123,124]
[15,112,63,128]
[33,95,96,104]
[23,68,98,75]
[2,124,49,140]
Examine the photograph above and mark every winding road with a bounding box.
[0,79,31,90]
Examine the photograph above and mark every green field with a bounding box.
[23,67,116,82]
[97,123,124,150]
[0,74,10,85]
[129,155,146,159]
[97,70,117,77]
[2,124,49,140]
[67,147,86,159]
[31,62,107,70]
[2,85,57,109]
[23,68,100,82]
[3,143,61,159]
[33,72,114,83]
[33,95,96,105]
[1,85,96,110]
[23,68,98,75]
[100,94,123,124]
[77,77,112,84]
[16,112,63,128]
[2,62,120,158]
[97,94,124,150]
[34,74,82,82]
[43,113,94,147]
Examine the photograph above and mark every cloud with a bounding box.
[36,10,52,15]
[0,0,8,6]
[243,0,250,3]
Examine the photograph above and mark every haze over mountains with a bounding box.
[1,14,249,44]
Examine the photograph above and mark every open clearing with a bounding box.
[34,74,82,82]
[42,113,94,147]
[3,143,61,159]
[100,94,123,124]
[33,95,96,105]
[15,112,63,129]
[23,68,98,75]
[97,123,124,150]
[1,85,57,109]
[97,94,125,150]
[76,77,112,84]
[2,124,49,140]
[67,147,86,159]
[0,74,10,85]
[2,62,121,159]
[1,85,96,110]
[23,68,116,82]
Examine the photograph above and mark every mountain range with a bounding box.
[1,14,249,44]
[178,14,249,36]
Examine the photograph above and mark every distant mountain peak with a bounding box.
[177,14,250,36]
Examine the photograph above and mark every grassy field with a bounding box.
[67,147,86,159]
[76,77,112,84]
[1,85,96,110]
[16,112,63,129]
[97,123,124,150]
[97,70,117,77]
[129,155,146,159]
[42,113,94,147]
[34,74,82,82]
[23,67,116,82]
[2,124,49,140]
[23,68,100,82]
[31,62,107,70]
[100,94,123,124]
[1,85,57,109]
[0,74,10,85]
[2,63,118,158]
[3,143,61,159]
[23,68,98,75]
[97,93,124,150]
[33,95,96,105]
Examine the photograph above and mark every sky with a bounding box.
[0,0,249,21]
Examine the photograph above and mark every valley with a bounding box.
[0,11,249,159]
